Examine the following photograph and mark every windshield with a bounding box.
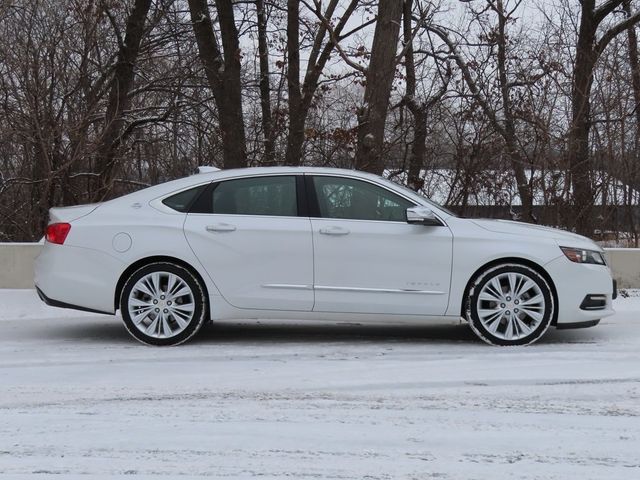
[378,176,458,217]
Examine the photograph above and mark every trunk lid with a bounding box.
[48,203,101,224]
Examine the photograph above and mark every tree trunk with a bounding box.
[188,0,247,170]
[402,0,449,191]
[215,0,247,169]
[625,0,640,245]
[354,0,403,175]
[495,0,534,221]
[284,0,357,167]
[407,109,427,190]
[285,0,303,166]
[256,0,275,165]
[567,1,598,236]
[93,0,152,201]
[402,0,422,190]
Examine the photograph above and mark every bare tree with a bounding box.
[568,0,640,235]
[2,0,640,242]
[623,0,640,243]
[188,0,247,169]
[425,0,556,222]
[93,0,153,201]
[354,0,404,174]
[285,0,361,166]
[256,0,275,165]
[0,0,209,239]
[401,0,450,190]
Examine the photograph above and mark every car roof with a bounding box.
[196,166,382,182]
[104,167,384,206]
[101,165,454,219]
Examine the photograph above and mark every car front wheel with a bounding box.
[466,264,554,346]
[120,262,207,346]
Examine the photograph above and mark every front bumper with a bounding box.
[544,255,615,328]
[555,319,600,330]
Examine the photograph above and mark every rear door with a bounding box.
[183,174,314,311]
[308,174,453,315]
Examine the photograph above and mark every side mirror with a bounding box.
[406,206,443,226]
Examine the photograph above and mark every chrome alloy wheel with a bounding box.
[127,271,195,339]
[475,271,546,341]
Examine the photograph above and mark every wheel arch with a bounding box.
[114,255,210,312]
[460,257,559,326]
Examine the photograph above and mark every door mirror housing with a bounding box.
[406,206,443,226]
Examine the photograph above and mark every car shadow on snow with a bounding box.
[43,317,479,346]
[41,315,609,346]
[196,321,480,345]
[193,320,608,346]
[39,316,133,345]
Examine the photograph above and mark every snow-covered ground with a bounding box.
[1,290,639,479]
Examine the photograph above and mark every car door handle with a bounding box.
[206,223,236,233]
[319,226,350,236]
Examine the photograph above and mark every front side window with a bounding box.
[210,175,298,217]
[312,176,413,222]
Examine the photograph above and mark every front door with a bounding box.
[184,174,314,311]
[308,175,453,315]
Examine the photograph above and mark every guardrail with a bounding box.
[0,243,638,290]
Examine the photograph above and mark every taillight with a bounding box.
[45,223,71,245]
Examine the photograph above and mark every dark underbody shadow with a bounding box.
[36,314,607,347]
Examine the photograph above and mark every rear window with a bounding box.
[211,176,297,216]
[189,176,298,216]
[162,185,208,212]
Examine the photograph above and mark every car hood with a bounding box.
[470,219,598,248]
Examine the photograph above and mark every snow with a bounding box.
[1,290,640,478]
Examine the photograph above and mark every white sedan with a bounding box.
[35,167,616,346]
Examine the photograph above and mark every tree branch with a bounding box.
[596,9,640,57]
[424,24,507,138]
[302,0,367,74]
[595,0,624,24]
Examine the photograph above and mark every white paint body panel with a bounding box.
[34,167,615,328]
[184,213,314,311]
[311,218,452,315]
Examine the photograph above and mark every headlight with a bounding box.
[560,246,606,265]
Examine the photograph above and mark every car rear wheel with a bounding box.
[120,262,207,346]
[466,264,554,346]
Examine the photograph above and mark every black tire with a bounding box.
[120,262,207,346]
[466,263,554,346]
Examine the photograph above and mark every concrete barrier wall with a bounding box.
[0,243,43,289]
[0,243,639,290]
[604,248,640,289]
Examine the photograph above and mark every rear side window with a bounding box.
[162,184,208,212]
[208,176,298,216]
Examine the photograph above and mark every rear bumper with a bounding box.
[35,242,125,314]
[36,286,112,315]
